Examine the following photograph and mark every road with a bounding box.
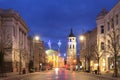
[1,68,116,80]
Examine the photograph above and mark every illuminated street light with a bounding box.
[33,35,41,71]
[79,35,86,71]
[79,35,85,41]
[34,35,40,41]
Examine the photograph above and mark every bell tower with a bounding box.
[67,28,77,65]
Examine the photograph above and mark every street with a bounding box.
[1,68,117,80]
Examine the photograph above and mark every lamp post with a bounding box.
[34,35,40,71]
[79,35,86,71]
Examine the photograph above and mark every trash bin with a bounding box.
[94,70,97,74]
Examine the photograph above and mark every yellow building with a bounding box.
[46,49,59,68]
[58,57,64,68]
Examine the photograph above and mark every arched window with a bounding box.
[70,45,71,49]
[73,45,74,49]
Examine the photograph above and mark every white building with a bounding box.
[67,29,77,65]
[96,1,120,72]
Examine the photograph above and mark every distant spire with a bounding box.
[70,28,73,34]
[69,28,75,37]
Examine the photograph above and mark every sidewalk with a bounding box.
[0,72,43,80]
[89,71,120,80]
[77,71,120,80]
[97,72,120,80]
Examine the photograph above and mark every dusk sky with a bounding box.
[0,0,119,56]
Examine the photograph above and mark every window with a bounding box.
[101,42,104,50]
[107,22,110,31]
[73,45,74,49]
[13,26,16,37]
[70,39,71,42]
[101,26,104,34]
[70,45,71,49]
[111,18,114,28]
[116,15,118,25]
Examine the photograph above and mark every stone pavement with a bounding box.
[0,71,45,80]
[0,70,120,80]
[81,71,120,80]
[97,72,120,80]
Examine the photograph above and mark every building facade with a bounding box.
[67,29,77,66]
[33,38,46,71]
[46,49,59,68]
[80,28,97,71]
[27,36,34,72]
[0,9,29,73]
[96,1,120,72]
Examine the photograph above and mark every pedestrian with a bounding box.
[76,65,78,71]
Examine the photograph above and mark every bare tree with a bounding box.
[80,47,93,72]
[85,46,94,72]
[91,42,104,75]
[106,26,120,77]
[80,49,87,71]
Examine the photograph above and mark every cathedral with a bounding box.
[67,29,77,65]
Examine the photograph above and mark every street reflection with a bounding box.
[55,68,59,75]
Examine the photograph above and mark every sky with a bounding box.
[0,0,119,57]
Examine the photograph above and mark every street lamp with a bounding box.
[34,35,40,41]
[79,35,85,41]
[40,63,42,71]
[34,35,40,71]
[79,35,86,71]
